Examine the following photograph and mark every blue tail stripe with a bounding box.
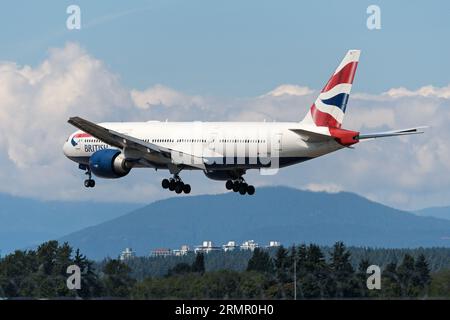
[321,93,350,112]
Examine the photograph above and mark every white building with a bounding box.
[267,241,281,248]
[173,245,190,256]
[151,248,173,257]
[240,240,259,251]
[120,247,136,261]
[222,241,239,252]
[194,241,221,254]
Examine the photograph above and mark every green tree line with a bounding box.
[1,241,450,299]
[93,246,450,280]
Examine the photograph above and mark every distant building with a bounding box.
[267,241,281,248]
[120,247,136,261]
[194,241,221,254]
[240,240,259,251]
[151,248,172,257]
[223,241,239,252]
[173,245,190,256]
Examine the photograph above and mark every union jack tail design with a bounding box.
[302,50,360,128]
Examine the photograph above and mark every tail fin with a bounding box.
[302,50,360,128]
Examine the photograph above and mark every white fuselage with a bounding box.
[63,121,344,171]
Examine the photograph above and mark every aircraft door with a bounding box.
[208,132,218,152]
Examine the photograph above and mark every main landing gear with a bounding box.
[161,175,191,194]
[82,165,95,188]
[225,179,255,196]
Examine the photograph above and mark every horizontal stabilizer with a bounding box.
[289,128,333,143]
[357,127,426,140]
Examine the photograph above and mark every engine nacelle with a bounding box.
[89,149,131,179]
[203,170,238,181]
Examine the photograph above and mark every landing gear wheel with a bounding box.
[225,180,234,190]
[247,185,255,195]
[164,173,190,194]
[169,179,176,191]
[84,179,95,188]
[175,183,183,194]
[239,184,247,195]
[232,181,240,192]
[183,184,191,194]
[162,179,170,189]
[83,166,95,188]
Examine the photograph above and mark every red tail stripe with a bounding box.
[310,104,341,128]
[321,61,358,93]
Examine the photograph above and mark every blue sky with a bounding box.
[1,0,449,96]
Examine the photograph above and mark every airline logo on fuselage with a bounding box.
[84,144,108,153]
[71,133,91,146]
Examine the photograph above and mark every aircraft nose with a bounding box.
[63,140,72,157]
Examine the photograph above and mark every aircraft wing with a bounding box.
[67,117,206,169]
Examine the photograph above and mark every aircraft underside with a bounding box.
[70,154,314,196]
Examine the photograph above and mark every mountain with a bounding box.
[59,187,450,260]
[415,206,450,221]
[0,193,140,255]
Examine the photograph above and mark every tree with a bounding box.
[102,259,135,298]
[293,244,308,299]
[397,254,417,297]
[191,253,205,274]
[0,241,104,299]
[383,261,401,297]
[167,263,192,276]
[356,259,371,297]
[429,269,450,298]
[274,246,289,282]
[36,241,60,276]
[414,254,431,296]
[247,249,273,274]
[301,244,331,298]
[73,248,103,298]
[329,242,356,297]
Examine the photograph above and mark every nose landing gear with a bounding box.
[81,165,95,188]
[84,179,95,188]
[162,175,191,194]
[225,179,255,195]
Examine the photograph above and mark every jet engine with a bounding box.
[89,149,131,179]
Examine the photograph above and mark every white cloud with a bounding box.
[263,84,314,97]
[131,84,205,109]
[304,183,343,193]
[1,42,450,210]
[384,85,450,99]
[0,43,133,169]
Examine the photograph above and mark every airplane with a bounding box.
[63,50,424,196]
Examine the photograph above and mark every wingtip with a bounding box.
[68,116,81,123]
